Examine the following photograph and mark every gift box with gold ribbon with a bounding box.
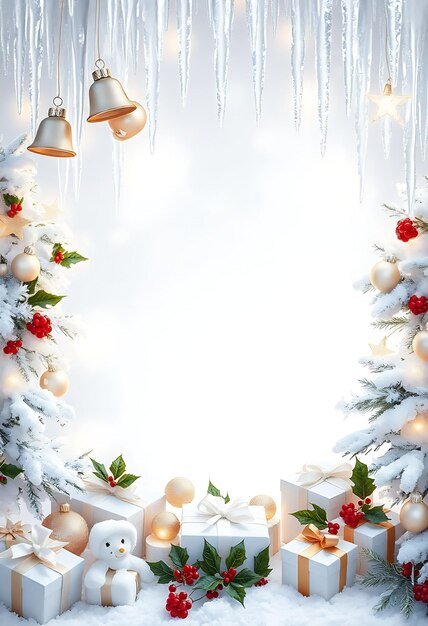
[280,463,355,543]
[0,525,84,624]
[332,509,403,574]
[281,524,357,600]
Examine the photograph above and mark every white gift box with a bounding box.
[52,487,166,557]
[281,529,357,600]
[280,474,353,543]
[0,540,84,624]
[180,503,269,570]
[332,509,403,574]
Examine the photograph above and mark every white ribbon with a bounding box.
[296,463,352,489]
[0,525,68,567]
[83,477,144,507]
[196,494,257,527]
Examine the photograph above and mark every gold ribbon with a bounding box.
[343,518,396,563]
[100,569,140,607]
[10,554,71,616]
[0,520,31,549]
[296,524,348,597]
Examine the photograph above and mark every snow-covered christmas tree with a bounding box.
[335,181,428,614]
[0,135,87,517]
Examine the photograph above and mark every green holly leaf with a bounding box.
[0,461,23,479]
[232,568,262,588]
[351,458,376,500]
[291,503,328,530]
[51,243,64,258]
[25,278,38,295]
[226,583,246,606]
[3,193,21,207]
[147,560,175,584]
[201,539,221,575]
[109,454,126,480]
[225,540,246,570]
[28,290,65,309]
[193,575,220,591]
[90,458,108,482]
[117,473,140,488]
[253,546,272,578]
[207,480,229,503]
[169,545,189,569]
[363,505,390,524]
[60,251,88,268]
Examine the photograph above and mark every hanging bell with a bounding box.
[28,104,76,158]
[108,101,147,141]
[87,64,136,123]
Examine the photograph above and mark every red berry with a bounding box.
[178,591,187,600]
[217,584,223,590]
[213,591,219,598]
[170,609,178,617]
[365,498,371,504]
[169,584,176,592]
[223,577,230,584]
[185,577,193,585]
[229,568,237,578]
[185,601,192,609]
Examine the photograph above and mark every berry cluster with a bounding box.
[165,587,192,619]
[7,202,22,218]
[339,500,370,528]
[53,250,64,264]
[396,218,418,242]
[3,339,22,354]
[206,585,222,600]
[254,577,269,587]
[408,295,428,315]
[26,313,52,338]
[221,567,237,585]
[402,562,413,578]
[327,521,340,535]
[173,564,199,586]
[413,582,428,603]
[108,475,118,488]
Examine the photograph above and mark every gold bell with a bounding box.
[87,66,136,123]
[28,106,76,158]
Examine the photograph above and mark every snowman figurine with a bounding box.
[84,519,155,606]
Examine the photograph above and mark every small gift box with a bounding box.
[180,495,270,570]
[332,509,403,574]
[268,517,280,556]
[280,463,353,543]
[281,524,357,601]
[0,525,84,624]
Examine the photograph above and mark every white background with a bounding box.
[0,4,420,504]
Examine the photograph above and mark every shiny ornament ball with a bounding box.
[11,247,40,282]
[399,493,428,533]
[400,412,428,445]
[412,328,428,361]
[0,263,7,277]
[369,260,400,293]
[108,101,147,141]
[40,367,69,397]
[249,494,277,521]
[42,503,89,555]
[151,511,180,541]
[165,477,195,508]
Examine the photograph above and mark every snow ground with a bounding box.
[1,554,427,626]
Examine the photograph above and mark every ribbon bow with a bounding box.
[197,494,256,527]
[296,463,352,489]
[298,524,339,550]
[0,519,31,548]
[83,477,143,506]
[0,525,68,567]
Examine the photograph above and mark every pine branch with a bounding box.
[351,380,417,421]
[373,316,408,333]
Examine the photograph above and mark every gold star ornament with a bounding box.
[369,336,394,357]
[367,79,410,125]
[0,213,32,239]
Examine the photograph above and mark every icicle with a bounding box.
[290,0,305,131]
[315,0,333,156]
[125,0,140,75]
[27,0,44,137]
[70,0,89,147]
[112,142,124,213]
[378,18,391,160]
[0,0,14,76]
[177,0,193,105]
[386,0,403,88]
[209,0,234,126]
[246,0,268,125]
[141,0,167,152]
[270,0,279,34]
[13,0,27,115]
[340,0,356,117]
[43,0,58,79]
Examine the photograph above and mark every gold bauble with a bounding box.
[399,493,428,533]
[42,503,89,555]
[369,260,400,293]
[249,494,277,521]
[40,366,69,397]
[151,511,180,541]
[11,246,40,282]
[412,327,428,361]
[165,477,195,508]
[108,101,147,141]
[0,263,7,277]
[400,412,428,445]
